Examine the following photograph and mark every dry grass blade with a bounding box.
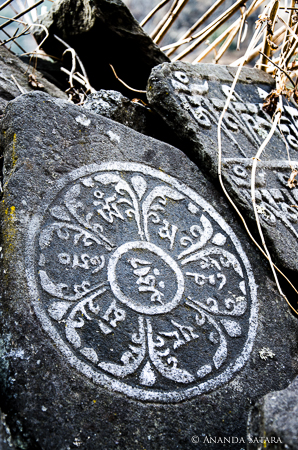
[278,16,298,69]
[192,19,240,63]
[154,0,190,45]
[172,0,247,62]
[214,23,239,63]
[216,8,298,314]
[258,0,279,71]
[0,25,30,46]
[236,5,246,50]
[63,47,76,88]
[0,0,43,31]
[150,0,179,40]
[140,0,171,27]
[1,27,26,52]
[0,0,13,12]
[165,0,226,57]
[230,25,286,66]
[54,35,89,82]
[109,64,146,93]
[11,74,26,93]
[193,0,265,64]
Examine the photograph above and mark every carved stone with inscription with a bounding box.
[147,62,298,274]
[1,91,298,449]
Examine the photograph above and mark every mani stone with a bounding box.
[1,91,298,449]
[147,62,298,274]
[247,376,298,450]
[0,45,67,115]
[34,0,169,98]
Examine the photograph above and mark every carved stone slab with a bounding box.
[1,92,298,449]
[147,62,298,273]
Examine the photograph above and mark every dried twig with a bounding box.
[140,0,171,27]
[172,0,247,62]
[150,0,180,40]
[0,0,43,31]
[0,0,14,12]
[230,25,286,66]
[1,27,26,52]
[11,74,26,93]
[0,25,30,47]
[154,0,190,45]
[258,0,279,71]
[109,64,146,93]
[165,0,226,57]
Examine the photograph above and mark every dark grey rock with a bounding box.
[83,89,178,144]
[84,89,153,135]
[1,91,298,449]
[247,376,298,450]
[0,45,67,116]
[147,61,298,275]
[33,0,169,99]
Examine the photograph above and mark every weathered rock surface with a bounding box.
[147,62,298,275]
[83,89,177,144]
[247,376,298,450]
[34,0,169,98]
[0,45,67,115]
[1,91,298,449]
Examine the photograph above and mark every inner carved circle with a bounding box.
[107,241,185,315]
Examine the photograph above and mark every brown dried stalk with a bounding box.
[140,0,171,27]
[214,24,239,63]
[150,0,179,40]
[1,27,26,52]
[172,0,247,62]
[154,0,190,45]
[0,25,30,47]
[230,25,286,66]
[165,0,226,57]
[109,64,146,94]
[192,19,240,63]
[0,0,43,31]
[0,0,13,12]
[258,0,279,71]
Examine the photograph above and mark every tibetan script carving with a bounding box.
[26,162,258,402]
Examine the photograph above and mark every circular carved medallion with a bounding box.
[26,162,258,402]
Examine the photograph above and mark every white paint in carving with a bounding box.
[158,219,178,250]
[131,175,147,200]
[39,253,45,266]
[108,241,184,315]
[107,130,120,144]
[139,362,156,386]
[26,162,258,402]
[257,87,269,99]
[197,365,212,378]
[50,206,71,221]
[239,280,246,295]
[173,71,189,84]
[75,115,91,127]
[48,301,72,321]
[220,319,242,337]
[142,185,184,242]
[178,215,213,259]
[81,176,95,187]
[147,318,195,383]
[181,247,244,278]
[80,347,99,363]
[212,233,226,246]
[188,202,199,214]
[98,317,146,377]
